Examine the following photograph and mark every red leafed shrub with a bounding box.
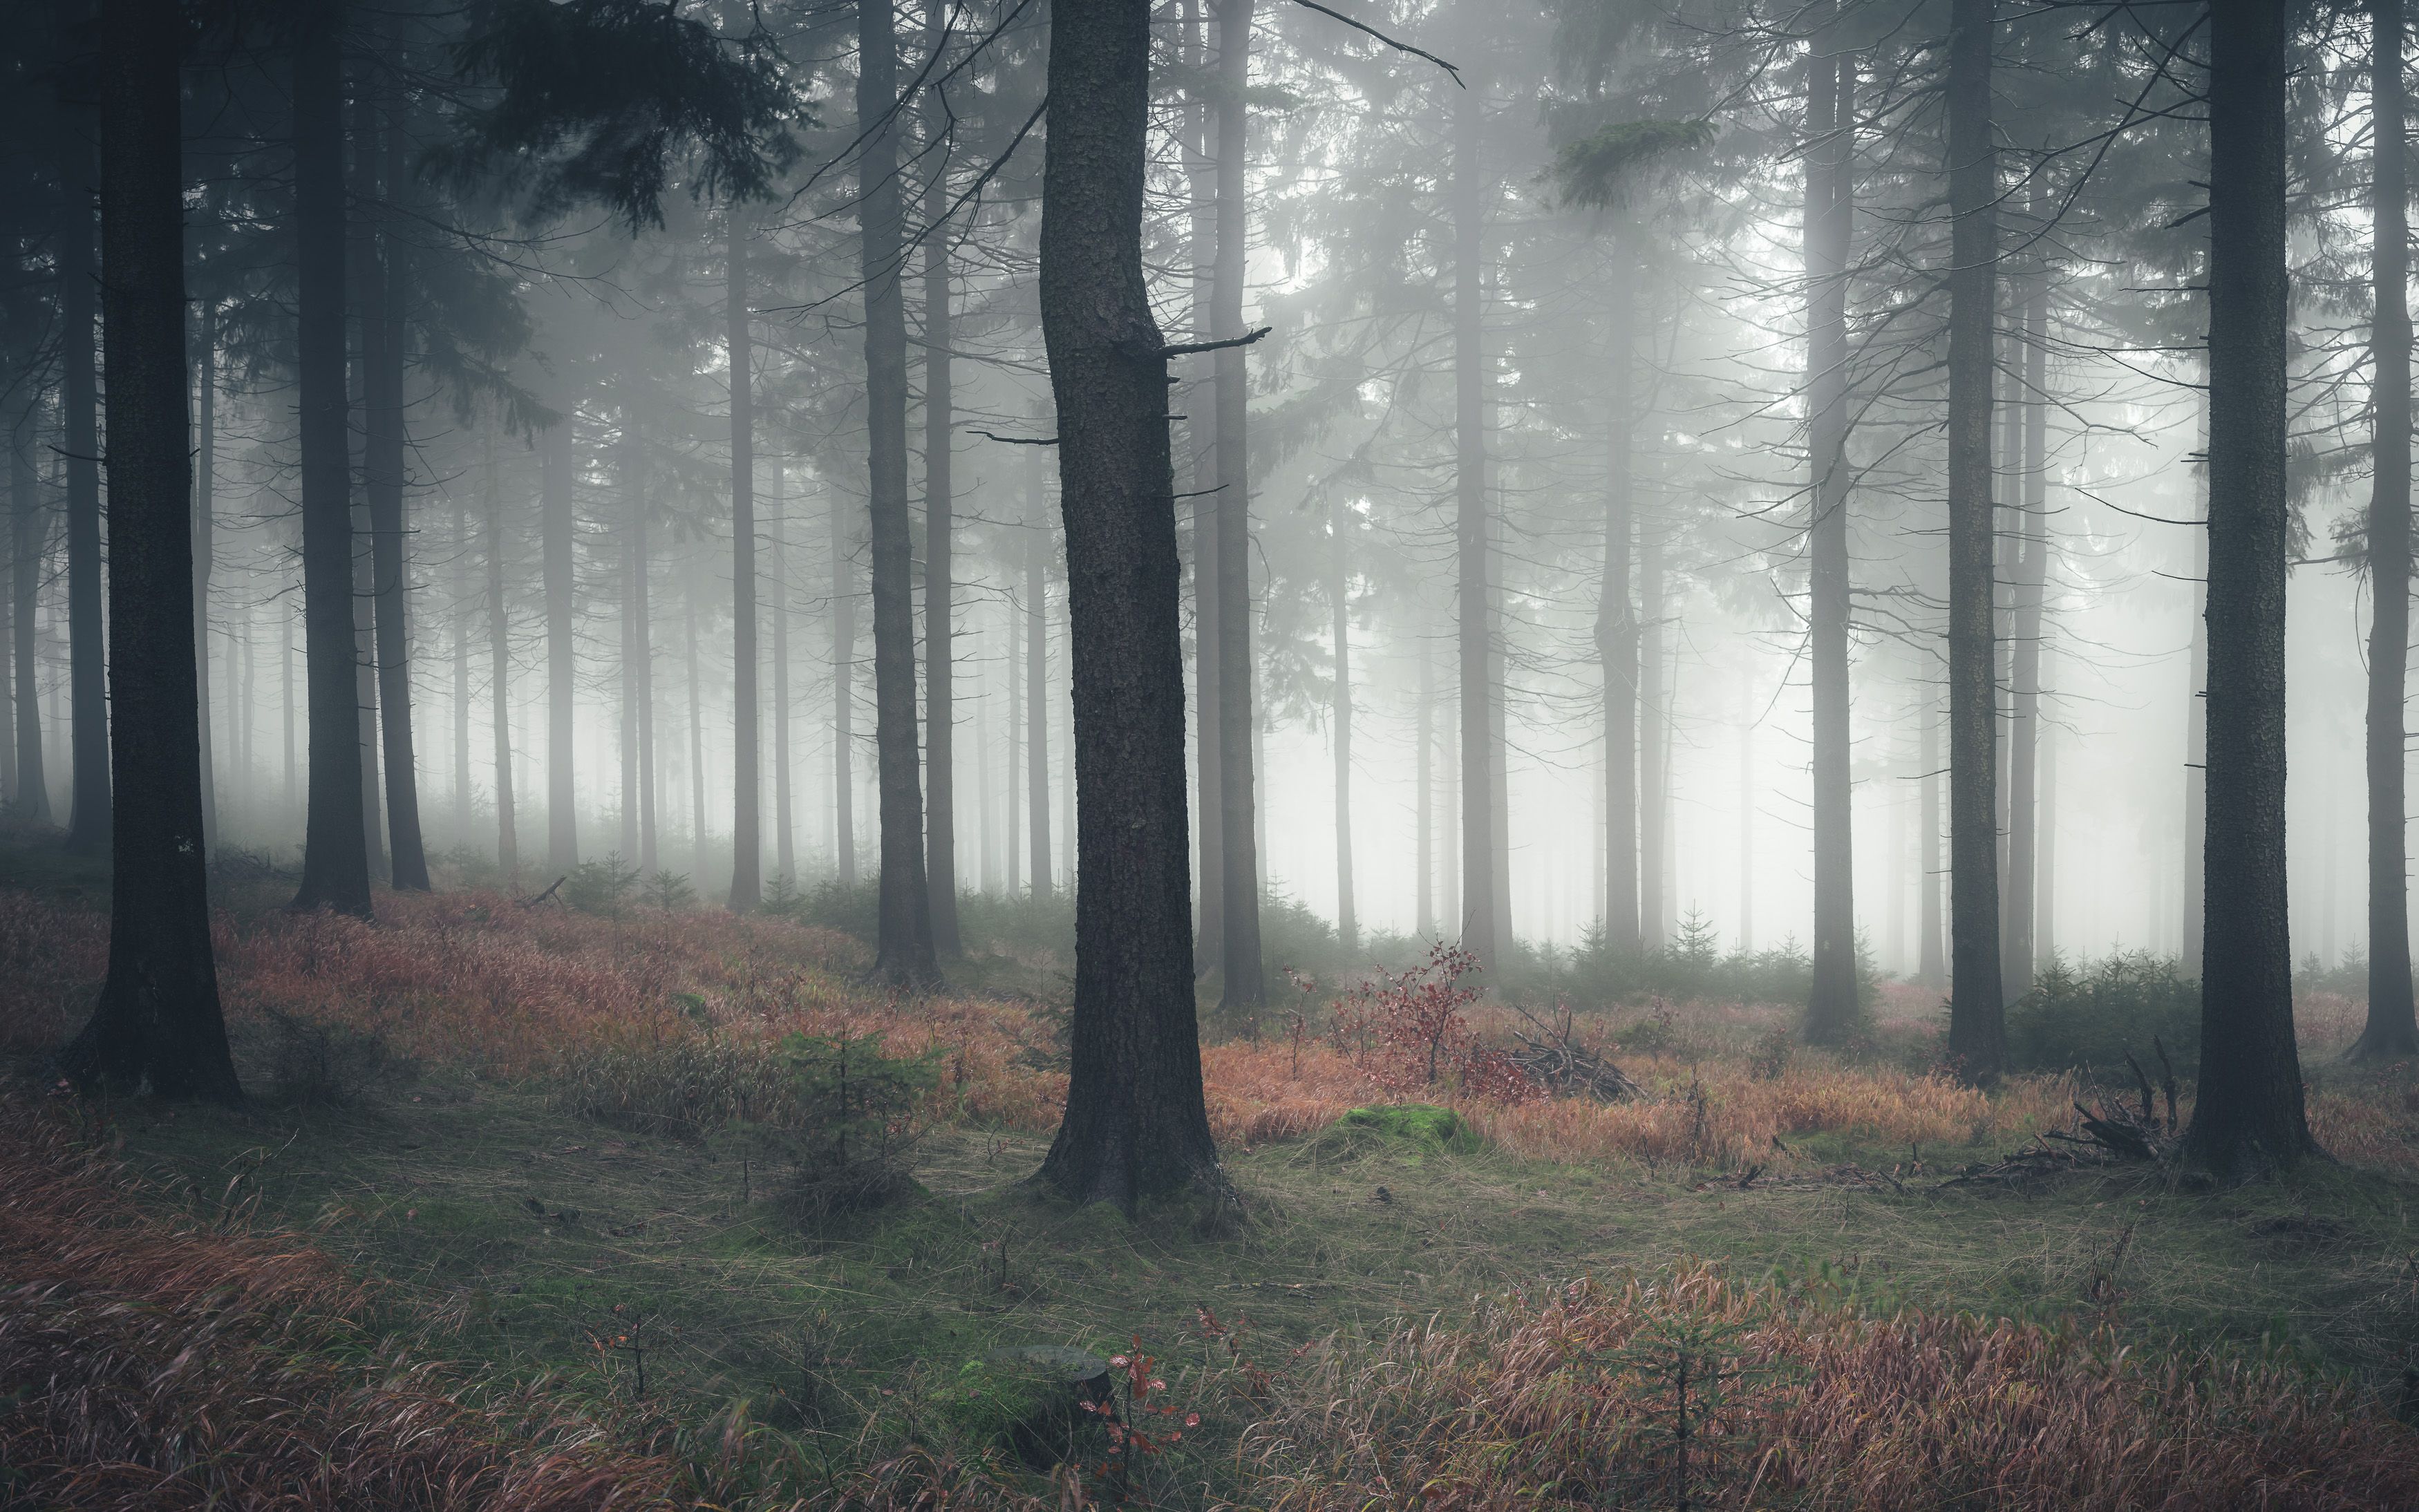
[0,1101,683,1510]
[1325,943,1536,1105]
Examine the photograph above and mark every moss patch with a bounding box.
[1335,1104,1481,1153]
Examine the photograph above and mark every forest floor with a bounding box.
[6,846,2419,1506]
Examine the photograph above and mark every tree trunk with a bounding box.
[53,0,109,855]
[623,410,659,875]
[2184,0,2317,1174]
[290,0,372,916]
[918,0,961,949]
[1943,0,2003,1079]
[9,414,47,824]
[65,0,240,1099]
[729,213,761,910]
[1026,415,1052,898]
[1806,32,1858,1039]
[1034,0,1223,1211]
[2355,0,2418,1060]
[685,572,706,876]
[453,491,471,838]
[1330,491,1357,951]
[2184,385,2209,977]
[1599,267,1641,954]
[1738,690,1755,949]
[1211,0,1264,1013]
[834,466,858,886]
[1417,627,1434,935]
[2004,241,2049,1001]
[194,306,216,850]
[1640,531,1668,951]
[543,415,577,869]
[359,88,428,890]
[2037,647,2056,962]
[860,0,940,983]
[1918,693,1943,985]
[486,427,516,878]
[1453,79,1498,966]
[1185,0,1221,965]
[353,497,386,879]
[772,460,795,882]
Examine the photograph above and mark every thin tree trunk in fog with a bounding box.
[194,307,217,850]
[1943,0,2004,1080]
[729,213,761,910]
[281,598,295,813]
[1,474,15,810]
[1212,0,1263,1013]
[921,0,961,951]
[1599,270,1640,954]
[2184,386,2208,978]
[637,484,658,871]
[361,95,427,890]
[1008,550,1022,889]
[1442,679,1460,932]
[1919,694,1942,986]
[619,410,640,863]
[1640,531,1668,952]
[860,0,939,983]
[2355,0,2418,1060]
[1454,80,1499,966]
[2185,0,2315,1175]
[290,0,371,915]
[1025,424,1051,898]
[543,417,576,869]
[1738,694,1754,950]
[1330,493,1357,952]
[834,479,857,885]
[1033,0,1223,1211]
[353,501,386,880]
[1805,28,1857,1040]
[54,0,109,855]
[487,430,516,878]
[2004,243,2049,1001]
[11,414,47,826]
[686,577,706,876]
[1417,629,1433,936]
[453,493,470,837]
[66,0,240,1099]
[1185,0,1222,965]
[2037,650,2056,962]
[772,464,794,882]
[1486,504,1512,953]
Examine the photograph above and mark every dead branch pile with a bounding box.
[1943,1040,2181,1188]
[1506,1004,1640,1102]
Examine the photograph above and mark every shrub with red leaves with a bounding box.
[1326,944,1536,1105]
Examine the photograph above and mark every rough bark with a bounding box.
[921,12,960,949]
[729,214,761,910]
[1599,269,1640,954]
[1805,32,1858,1041]
[64,0,240,1099]
[860,0,940,984]
[1212,0,1263,1012]
[2184,0,2317,1175]
[2354,0,2419,1060]
[1453,79,1499,966]
[1033,0,1225,1212]
[1026,413,1052,898]
[543,416,577,869]
[290,0,372,916]
[54,0,109,855]
[1943,0,2004,1079]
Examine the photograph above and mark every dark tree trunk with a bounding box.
[1639,532,1666,949]
[1453,79,1498,966]
[290,0,372,916]
[833,474,857,885]
[1943,0,2003,1080]
[353,498,386,878]
[1212,0,1263,1014]
[729,213,761,910]
[543,416,577,869]
[64,0,239,1101]
[487,430,516,879]
[54,0,109,855]
[453,491,469,838]
[8,415,46,825]
[2004,241,2049,1000]
[772,462,794,880]
[1026,412,1052,898]
[2184,0,2317,1174]
[1184,0,1221,964]
[860,0,939,985]
[921,13,959,950]
[194,306,216,850]
[1033,0,1224,1212]
[2184,386,2209,977]
[1599,268,1640,954]
[362,99,428,891]
[684,571,706,873]
[1805,34,1858,1041]
[2355,0,2418,1061]
[1330,491,1356,952]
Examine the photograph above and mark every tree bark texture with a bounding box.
[1033,0,1224,1211]
[1806,30,1858,1041]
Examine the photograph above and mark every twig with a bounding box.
[1288,0,1462,85]
[1161,325,1273,358]
[970,429,1058,446]
[520,875,567,908]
